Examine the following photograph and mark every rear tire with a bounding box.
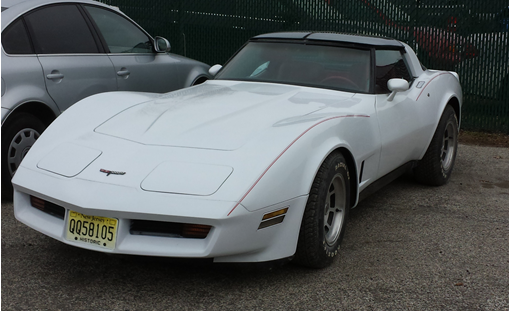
[1,113,45,200]
[294,152,350,269]
[414,105,458,186]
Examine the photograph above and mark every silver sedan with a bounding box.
[1,0,211,198]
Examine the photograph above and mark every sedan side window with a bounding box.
[24,4,99,54]
[85,6,153,54]
[375,50,412,93]
[2,18,34,54]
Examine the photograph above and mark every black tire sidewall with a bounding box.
[317,155,350,257]
[429,107,458,181]
[414,105,458,186]
[1,113,46,198]
[440,112,458,179]
[295,152,351,268]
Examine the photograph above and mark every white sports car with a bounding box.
[13,32,462,268]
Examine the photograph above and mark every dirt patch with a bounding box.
[459,130,509,148]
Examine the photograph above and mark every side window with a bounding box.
[85,6,153,53]
[2,18,34,54]
[375,50,412,93]
[24,4,99,54]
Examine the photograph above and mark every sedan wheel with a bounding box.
[7,128,40,177]
[2,113,46,199]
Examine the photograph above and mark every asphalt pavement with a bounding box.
[1,144,508,311]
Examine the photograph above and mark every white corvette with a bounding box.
[13,32,461,268]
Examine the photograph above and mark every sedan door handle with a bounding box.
[46,73,64,80]
[116,68,130,77]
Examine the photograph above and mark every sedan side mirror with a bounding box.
[209,64,223,76]
[387,78,409,101]
[154,36,171,53]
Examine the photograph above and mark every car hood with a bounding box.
[95,80,356,151]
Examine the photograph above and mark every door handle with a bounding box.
[46,73,64,80]
[117,68,130,77]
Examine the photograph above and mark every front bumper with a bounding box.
[13,166,307,263]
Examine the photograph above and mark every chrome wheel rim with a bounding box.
[324,173,347,246]
[8,128,40,177]
[441,121,456,171]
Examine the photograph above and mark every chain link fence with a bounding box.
[102,0,509,132]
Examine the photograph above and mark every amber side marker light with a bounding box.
[259,207,289,229]
[182,224,212,239]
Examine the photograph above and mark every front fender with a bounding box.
[184,65,212,86]
[167,54,211,87]
[241,114,380,212]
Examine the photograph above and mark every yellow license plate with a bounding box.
[66,211,118,250]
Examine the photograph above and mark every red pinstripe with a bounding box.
[416,72,451,101]
[227,114,369,216]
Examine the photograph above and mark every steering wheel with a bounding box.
[321,76,360,90]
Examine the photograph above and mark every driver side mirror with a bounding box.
[154,36,171,53]
[209,64,223,76]
[387,78,409,101]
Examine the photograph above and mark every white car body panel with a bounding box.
[12,33,462,264]
[37,143,102,177]
[141,161,233,196]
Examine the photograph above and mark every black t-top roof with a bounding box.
[251,32,404,48]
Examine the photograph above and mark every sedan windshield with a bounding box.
[216,42,371,93]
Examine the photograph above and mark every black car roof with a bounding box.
[251,32,404,49]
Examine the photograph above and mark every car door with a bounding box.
[1,18,56,113]
[375,49,422,178]
[23,4,117,112]
[83,5,181,93]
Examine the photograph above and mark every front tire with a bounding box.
[1,113,45,199]
[294,152,350,269]
[414,105,458,186]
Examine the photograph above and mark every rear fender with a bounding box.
[416,73,462,159]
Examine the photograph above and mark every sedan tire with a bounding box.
[2,113,45,199]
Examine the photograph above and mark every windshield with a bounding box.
[216,42,371,93]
